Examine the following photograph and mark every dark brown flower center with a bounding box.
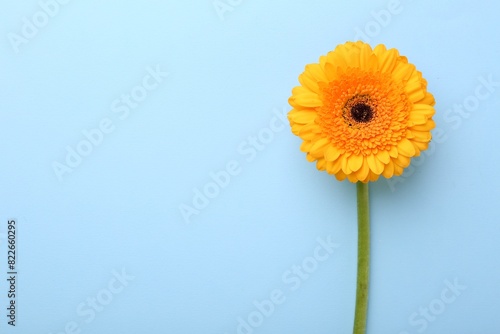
[341,95,376,127]
[350,103,373,123]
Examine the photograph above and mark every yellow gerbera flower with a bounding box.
[288,41,435,183]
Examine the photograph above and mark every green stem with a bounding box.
[353,182,370,334]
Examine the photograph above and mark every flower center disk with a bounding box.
[340,94,377,128]
[351,103,373,123]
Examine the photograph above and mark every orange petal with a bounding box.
[348,154,364,172]
[330,157,343,174]
[289,111,316,124]
[355,157,370,181]
[304,63,328,83]
[376,150,390,164]
[393,163,404,176]
[412,104,435,117]
[341,154,351,174]
[324,62,338,81]
[368,171,380,182]
[300,141,312,152]
[325,51,348,70]
[347,173,359,183]
[405,76,425,102]
[411,131,432,143]
[298,73,319,92]
[310,137,330,154]
[411,120,435,131]
[394,154,411,168]
[389,146,399,158]
[293,93,322,108]
[413,141,429,151]
[417,92,435,106]
[374,45,399,73]
[335,170,347,181]
[316,159,326,170]
[382,160,395,178]
[397,138,416,157]
[324,145,341,162]
[367,154,384,175]
[392,62,415,82]
[408,113,428,126]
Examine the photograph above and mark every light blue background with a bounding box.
[1,0,500,333]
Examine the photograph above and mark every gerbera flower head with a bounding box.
[288,41,435,183]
